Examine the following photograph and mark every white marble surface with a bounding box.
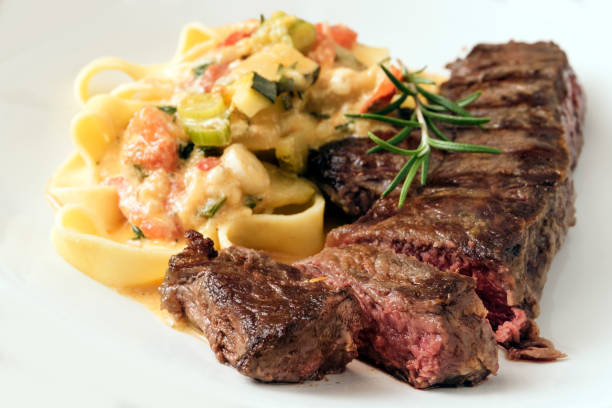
[1,0,612,407]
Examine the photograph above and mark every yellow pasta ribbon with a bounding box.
[50,20,328,288]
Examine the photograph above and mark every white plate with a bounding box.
[1,0,612,407]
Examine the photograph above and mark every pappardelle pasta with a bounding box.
[48,11,433,288]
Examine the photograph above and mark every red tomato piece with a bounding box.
[104,176,183,240]
[121,106,181,172]
[308,23,358,66]
[307,24,336,66]
[198,63,229,93]
[221,29,254,47]
[196,157,221,172]
[328,24,357,49]
[361,66,403,113]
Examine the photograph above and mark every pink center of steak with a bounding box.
[388,239,514,329]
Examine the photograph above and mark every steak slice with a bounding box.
[159,230,364,383]
[296,244,498,389]
[318,42,584,360]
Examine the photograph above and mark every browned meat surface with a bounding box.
[159,230,364,383]
[296,244,498,389]
[307,137,406,218]
[308,134,445,218]
[158,42,583,389]
[321,42,584,360]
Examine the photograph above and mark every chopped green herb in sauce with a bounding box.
[335,120,354,132]
[198,196,227,218]
[276,76,296,93]
[197,146,223,157]
[131,225,145,240]
[280,93,293,110]
[251,72,277,103]
[178,142,194,159]
[157,105,177,115]
[310,111,330,119]
[305,66,321,85]
[193,63,211,77]
[133,164,148,180]
[243,195,261,209]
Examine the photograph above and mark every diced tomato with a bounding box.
[328,24,357,49]
[220,29,254,47]
[197,62,230,93]
[310,43,334,66]
[196,157,221,171]
[308,24,335,66]
[361,66,403,113]
[315,23,327,39]
[308,38,335,66]
[138,217,182,240]
[121,106,182,172]
[105,176,128,190]
[105,176,182,240]
[308,23,358,66]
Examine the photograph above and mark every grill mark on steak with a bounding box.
[313,41,584,360]
[307,137,405,218]
[296,244,498,389]
[159,231,365,383]
[307,136,444,218]
[443,77,560,108]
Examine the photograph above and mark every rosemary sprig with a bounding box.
[346,64,501,208]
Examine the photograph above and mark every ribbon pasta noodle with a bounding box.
[49,12,400,289]
[49,17,330,288]
[49,91,325,286]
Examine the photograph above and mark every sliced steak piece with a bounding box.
[296,244,498,389]
[159,230,364,383]
[328,178,575,329]
[318,42,584,360]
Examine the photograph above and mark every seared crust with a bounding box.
[160,231,364,383]
[320,42,584,359]
[296,245,498,389]
[307,137,408,218]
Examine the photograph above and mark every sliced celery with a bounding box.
[184,118,231,146]
[178,93,230,146]
[288,20,317,52]
[178,93,226,120]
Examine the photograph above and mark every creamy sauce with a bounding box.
[117,244,309,340]
[51,12,434,327]
[118,284,208,342]
[88,12,399,249]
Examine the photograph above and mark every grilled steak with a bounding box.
[321,42,584,360]
[159,230,364,383]
[159,41,582,389]
[296,244,498,389]
[307,137,402,218]
[308,135,444,218]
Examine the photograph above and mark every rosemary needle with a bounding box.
[345,113,419,128]
[367,125,417,154]
[346,64,501,209]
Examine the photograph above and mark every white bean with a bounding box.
[222,143,270,195]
